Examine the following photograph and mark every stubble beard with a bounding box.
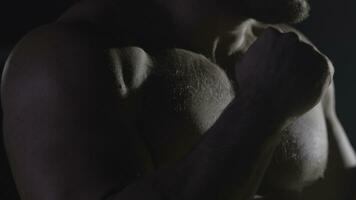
[238,0,311,24]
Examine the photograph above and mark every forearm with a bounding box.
[326,113,356,169]
[109,98,286,200]
[322,83,356,169]
[307,83,356,200]
[315,115,356,200]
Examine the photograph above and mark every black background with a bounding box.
[296,0,356,146]
[0,0,355,199]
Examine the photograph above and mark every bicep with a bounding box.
[2,26,147,200]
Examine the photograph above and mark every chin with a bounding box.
[243,0,311,24]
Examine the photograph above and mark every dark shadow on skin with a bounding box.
[0,0,355,199]
[0,0,75,198]
[0,48,20,200]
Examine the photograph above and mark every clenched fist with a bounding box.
[235,28,333,119]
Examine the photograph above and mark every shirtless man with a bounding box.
[2,0,356,199]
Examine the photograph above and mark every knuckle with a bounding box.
[262,27,283,38]
[281,32,300,42]
[309,58,331,88]
[296,40,313,51]
[324,56,335,79]
[297,50,331,89]
[273,32,300,49]
[313,60,328,78]
[265,27,282,34]
[317,56,330,74]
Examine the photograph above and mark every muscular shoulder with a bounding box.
[2,23,153,111]
[3,23,107,80]
[2,23,105,104]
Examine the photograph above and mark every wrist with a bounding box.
[228,92,289,132]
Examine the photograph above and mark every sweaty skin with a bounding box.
[2,0,356,200]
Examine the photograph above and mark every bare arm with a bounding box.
[253,24,356,199]
[301,83,356,200]
[2,25,330,200]
[324,84,356,199]
[322,83,356,169]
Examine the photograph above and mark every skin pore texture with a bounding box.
[2,0,356,199]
